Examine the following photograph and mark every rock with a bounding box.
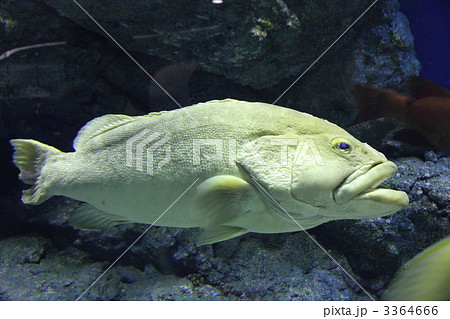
[186,233,371,300]
[0,238,110,300]
[41,0,377,89]
[0,235,50,267]
[147,277,197,301]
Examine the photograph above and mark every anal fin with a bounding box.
[69,203,131,230]
[196,226,248,246]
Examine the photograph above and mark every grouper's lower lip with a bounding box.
[333,161,399,204]
[353,188,409,207]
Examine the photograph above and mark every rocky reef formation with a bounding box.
[0,0,446,301]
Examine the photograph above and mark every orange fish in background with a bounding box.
[351,76,450,155]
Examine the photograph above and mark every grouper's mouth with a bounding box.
[333,161,409,207]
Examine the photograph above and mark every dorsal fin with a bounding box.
[143,111,168,117]
[73,114,135,150]
[73,111,168,150]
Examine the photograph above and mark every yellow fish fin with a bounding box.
[10,139,62,205]
[143,110,168,117]
[191,175,263,227]
[73,114,136,150]
[69,203,131,230]
[196,226,248,246]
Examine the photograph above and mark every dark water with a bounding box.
[399,0,450,89]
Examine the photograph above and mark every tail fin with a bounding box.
[10,139,62,205]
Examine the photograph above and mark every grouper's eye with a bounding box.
[332,138,353,153]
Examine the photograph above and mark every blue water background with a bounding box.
[399,0,450,89]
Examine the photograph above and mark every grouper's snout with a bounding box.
[333,161,408,207]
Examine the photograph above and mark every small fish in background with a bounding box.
[133,27,220,110]
[148,62,198,109]
[383,236,450,301]
[351,76,450,155]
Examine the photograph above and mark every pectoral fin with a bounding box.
[69,203,131,230]
[196,226,249,246]
[191,175,263,227]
